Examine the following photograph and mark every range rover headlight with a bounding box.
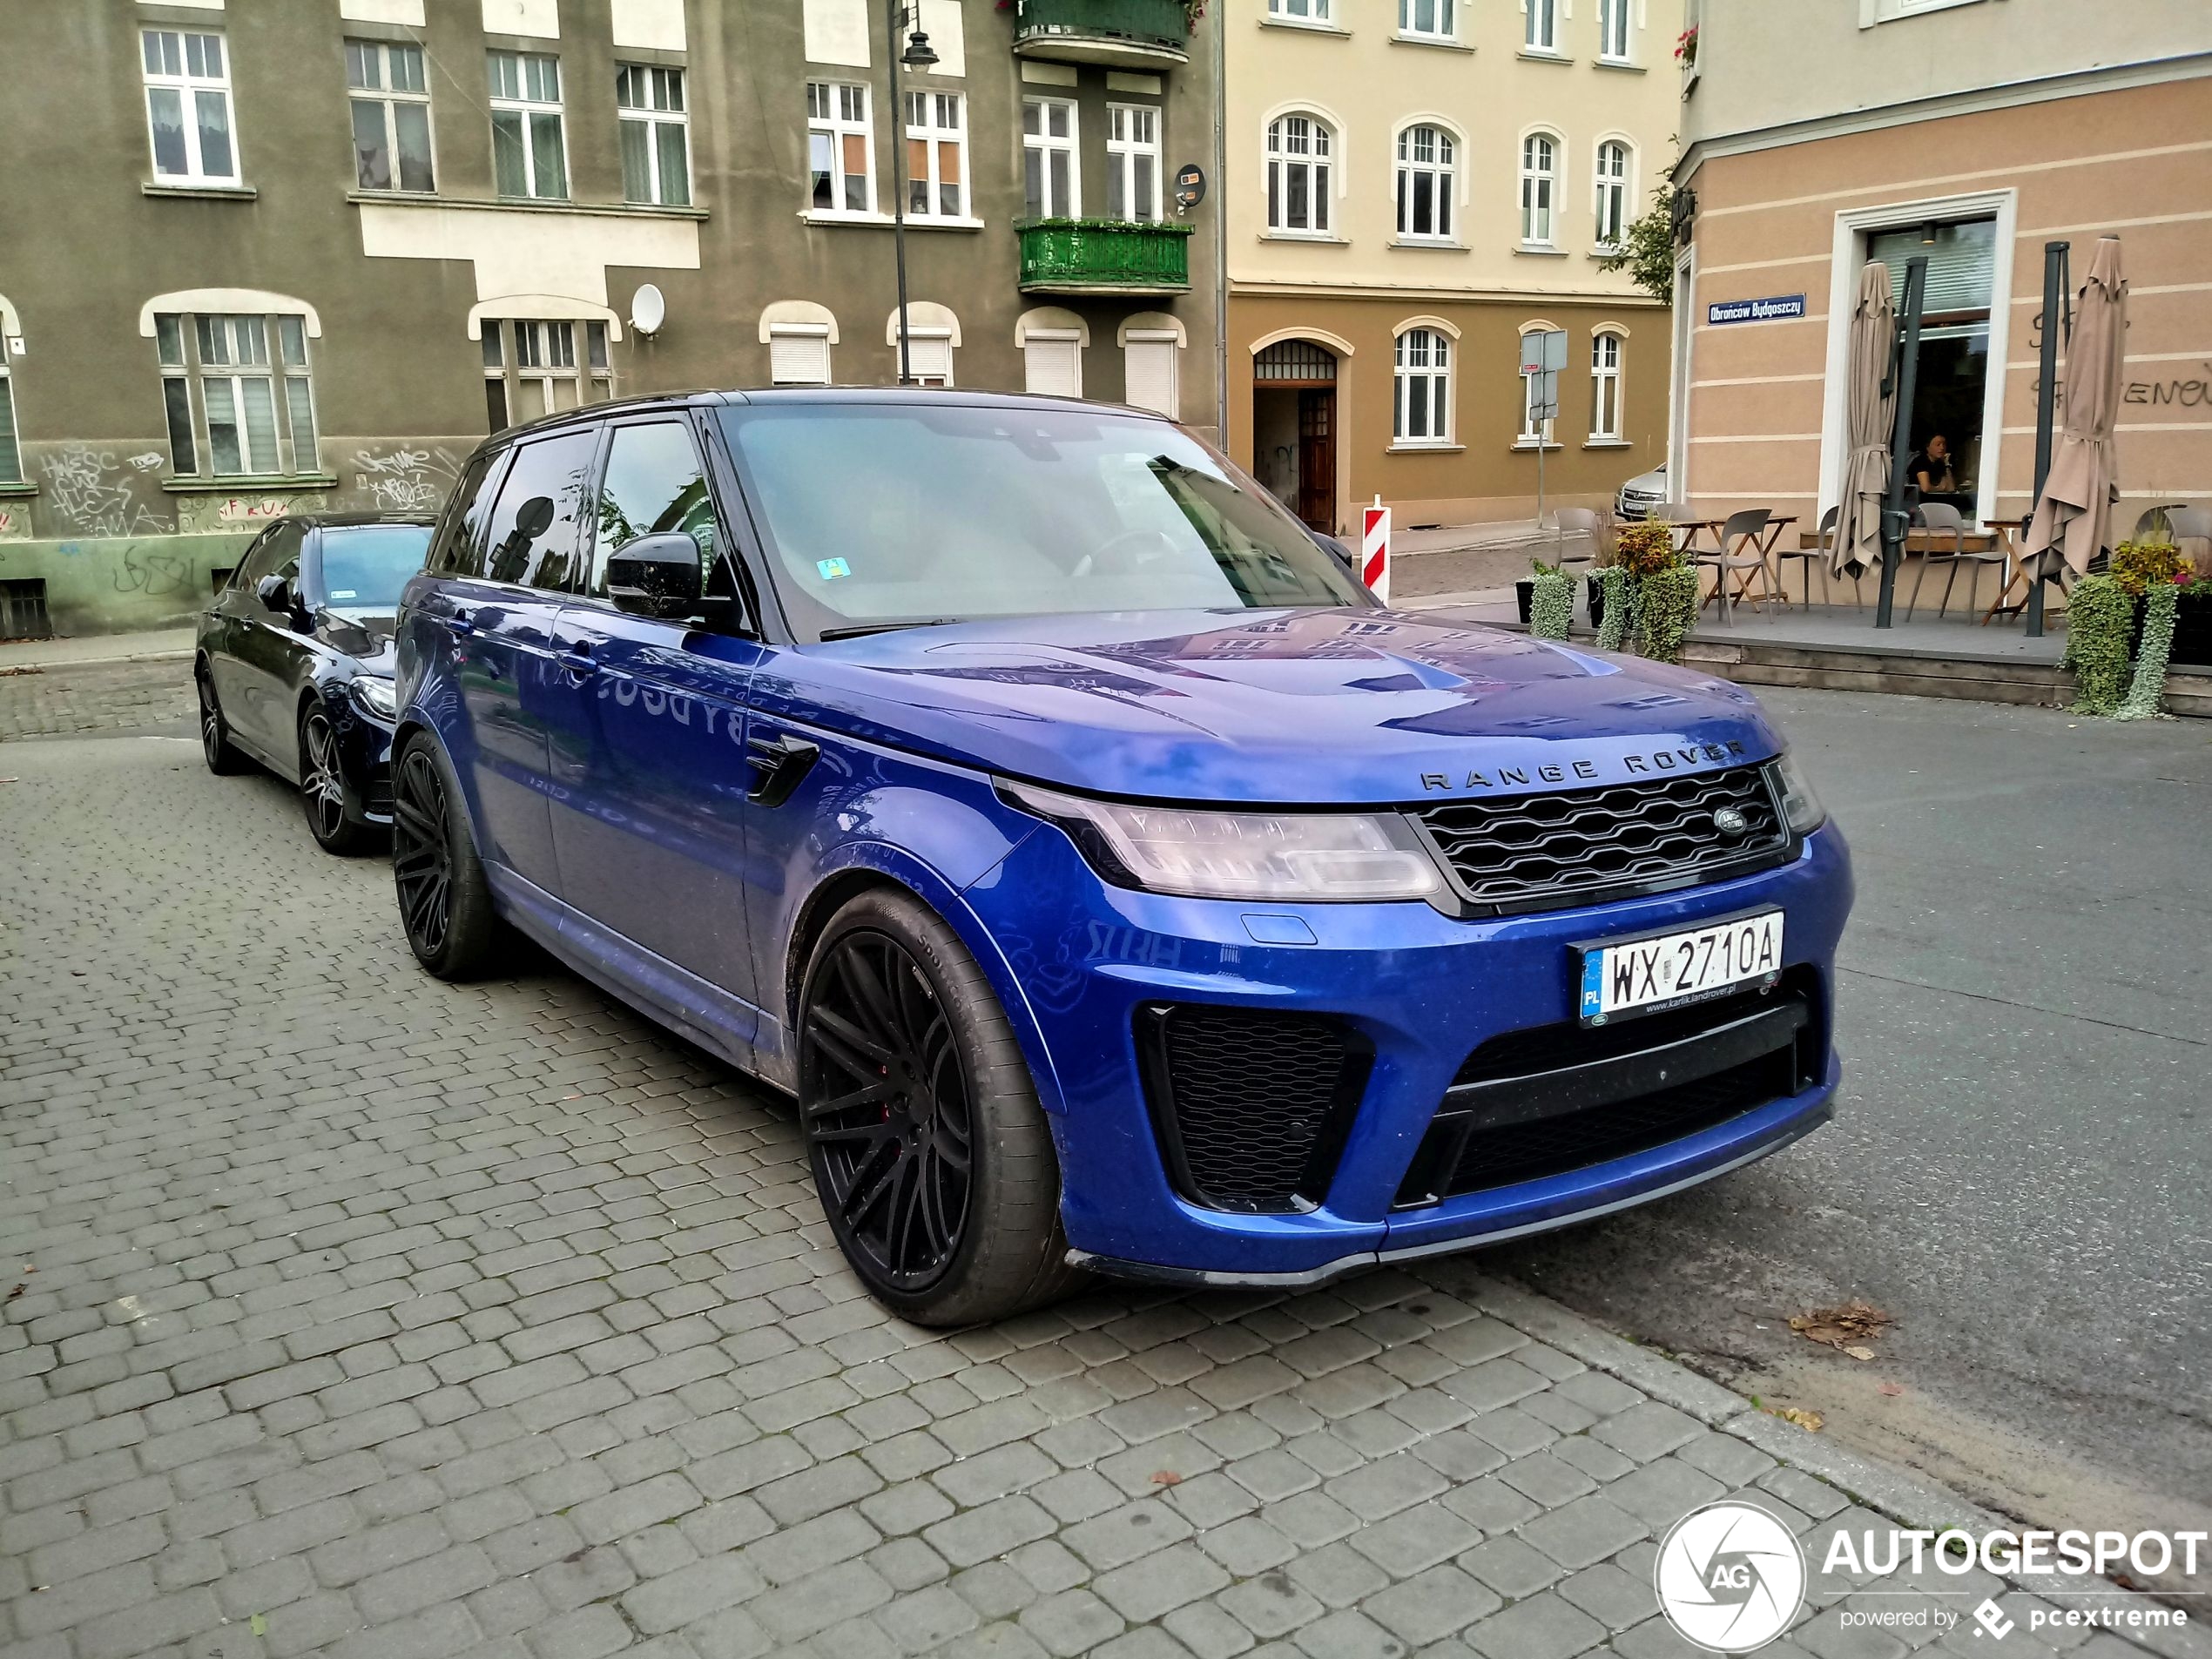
[1002,782,1444,902]
[349,677,398,718]
[1769,751,1826,835]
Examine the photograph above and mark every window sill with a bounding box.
[1391,32,1473,51]
[1258,16,1352,35]
[347,192,710,220]
[1388,442,1464,454]
[161,474,339,496]
[1515,243,1569,257]
[1584,438,1634,448]
[1260,231,1349,245]
[1590,245,1625,260]
[0,481,39,498]
[800,209,897,228]
[1517,49,1572,64]
[143,182,257,201]
[1512,441,1566,452]
[904,215,988,233]
[1389,237,1467,251]
[1595,57,1645,71]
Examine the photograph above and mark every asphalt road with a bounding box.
[7,657,2209,1557]
[1495,688,2212,1545]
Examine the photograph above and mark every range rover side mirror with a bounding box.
[605,532,704,619]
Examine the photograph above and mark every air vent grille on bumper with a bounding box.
[1394,972,1823,1208]
[1414,763,1790,914]
[1136,1007,1372,1214]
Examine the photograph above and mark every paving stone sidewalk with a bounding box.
[3,738,2195,1659]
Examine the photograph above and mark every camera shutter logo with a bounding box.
[1654,1501,1807,1653]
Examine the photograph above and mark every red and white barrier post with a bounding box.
[1361,496,1392,605]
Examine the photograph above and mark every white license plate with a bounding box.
[1577,911,1784,1025]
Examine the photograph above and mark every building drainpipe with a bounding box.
[1212,0,1228,453]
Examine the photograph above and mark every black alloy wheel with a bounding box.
[798,888,1081,1325]
[300,703,372,854]
[198,671,245,775]
[390,733,500,979]
[804,929,975,1294]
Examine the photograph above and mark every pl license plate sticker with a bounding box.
[1579,911,1784,1025]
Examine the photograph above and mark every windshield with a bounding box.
[317,524,433,611]
[718,402,1366,638]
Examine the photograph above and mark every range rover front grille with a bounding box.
[1415,762,1790,915]
[1135,1006,1371,1213]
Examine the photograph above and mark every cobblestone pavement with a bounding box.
[1,737,2186,1659]
[0,658,195,742]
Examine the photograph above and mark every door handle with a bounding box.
[559,640,599,680]
[448,607,475,637]
[745,732,820,807]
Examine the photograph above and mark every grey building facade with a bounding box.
[0,0,1220,636]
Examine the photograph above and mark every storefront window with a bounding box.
[1870,217,1994,514]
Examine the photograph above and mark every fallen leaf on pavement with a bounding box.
[1878,1381,1905,1397]
[1843,1345,1876,1362]
[5,1285,22,1301]
[1764,1405,1825,1432]
[1789,1299,1892,1352]
[1150,1471,1183,1487]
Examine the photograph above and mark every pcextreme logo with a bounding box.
[1654,1501,1809,1653]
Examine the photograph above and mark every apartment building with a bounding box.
[1671,0,2212,534]
[1222,0,1683,534]
[0,0,1219,636]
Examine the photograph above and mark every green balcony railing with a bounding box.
[1017,219,1193,293]
[1014,0,1191,64]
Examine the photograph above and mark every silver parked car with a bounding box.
[1616,462,1669,521]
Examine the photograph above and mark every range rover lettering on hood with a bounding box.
[1420,739,1752,792]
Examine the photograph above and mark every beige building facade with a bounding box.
[1222,0,1684,536]
[1672,0,2212,539]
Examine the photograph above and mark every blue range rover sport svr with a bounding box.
[393,390,1852,1325]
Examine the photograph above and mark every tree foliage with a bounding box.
[1597,182,1678,306]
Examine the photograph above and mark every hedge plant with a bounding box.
[1595,565,1633,652]
[1637,566,1703,664]
[1529,563,1576,640]
[2115,580,2181,720]
[2065,574,2134,715]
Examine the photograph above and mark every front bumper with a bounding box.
[327,684,397,826]
[969,820,1852,1282]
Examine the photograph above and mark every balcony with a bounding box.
[1018,219,1193,295]
[1013,0,1190,70]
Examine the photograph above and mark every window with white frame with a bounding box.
[1265,114,1332,235]
[1597,0,1633,60]
[1022,98,1079,218]
[0,354,21,485]
[151,311,318,478]
[1022,330,1082,398]
[1395,125,1454,240]
[142,30,237,185]
[1122,329,1180,418]
[347,39,433,192]
[767,325,833,386]
[808,82,874,214]
[1393,328,1452,443]
[1267,0,1331,19]
[1524,0,1560,51]
[617,64,690,206]
[1105,105,1161,222]
[1590,332,1623,440]
[1594,140,1630,248]
[1399,0,1455,39]
[1520,132,1559,245]
[905,91,967,219]
[481,319,611,430]
[488,51,567,199]
[894,324,954,387]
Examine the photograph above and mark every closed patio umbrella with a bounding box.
[1832,262,1894,579]
[2024,236,2128,583]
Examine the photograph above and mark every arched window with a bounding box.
[1590,331,1624,441]
[1520,132,1559,246]
[139,291,321,477]
[1595,141,1631,249]
[1393,327,1452,444]
[1265,113,1332,234]
[1395,125,1454,240]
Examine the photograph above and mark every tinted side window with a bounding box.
[239,523,304,588]
[428,448,503,577]
[586,421,720,599]
[230,528,280,588]
[484,430,599,591]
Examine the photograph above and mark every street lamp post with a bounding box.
[885,5,937,386]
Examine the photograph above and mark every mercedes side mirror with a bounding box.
[256,575,293,615]
[605,533,704,619]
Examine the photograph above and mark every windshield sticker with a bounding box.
[330,590,358,599]
[817,558,851,581]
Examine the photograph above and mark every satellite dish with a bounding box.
[631,284,666,337]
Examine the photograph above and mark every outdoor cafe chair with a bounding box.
[1696,509,1780,621]
[1904,502,1973,621]
[1771,505,1859,610]
[1550,506,1602,568]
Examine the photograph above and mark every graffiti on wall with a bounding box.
[353,446,463,513]
[176,491,327,534]
[111,538,197,597]
[0,505,21,539]
[39,446,172,538]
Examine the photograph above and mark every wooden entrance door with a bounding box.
[1296,388,1336,533]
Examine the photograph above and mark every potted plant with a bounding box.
[1615,516,1698,664]
[2061,573,2133,716]
[1528,559,1576,640]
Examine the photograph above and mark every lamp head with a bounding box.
[901,28,938,67]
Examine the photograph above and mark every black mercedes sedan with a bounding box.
[195,512,434,853]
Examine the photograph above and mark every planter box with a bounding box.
[2126,590,2212,666]
[1514,578,1533,625]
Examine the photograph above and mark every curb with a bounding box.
[1458,1271,2211,1659]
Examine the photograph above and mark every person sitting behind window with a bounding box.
[1912,434,1958,496]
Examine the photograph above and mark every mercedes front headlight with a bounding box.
[1002,782,1443,902]
[350,677,398,718]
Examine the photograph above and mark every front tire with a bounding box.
[391,732,501,980]
[799,888,1080,1325]
[198,668,246,776]
[300,701,375,856]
